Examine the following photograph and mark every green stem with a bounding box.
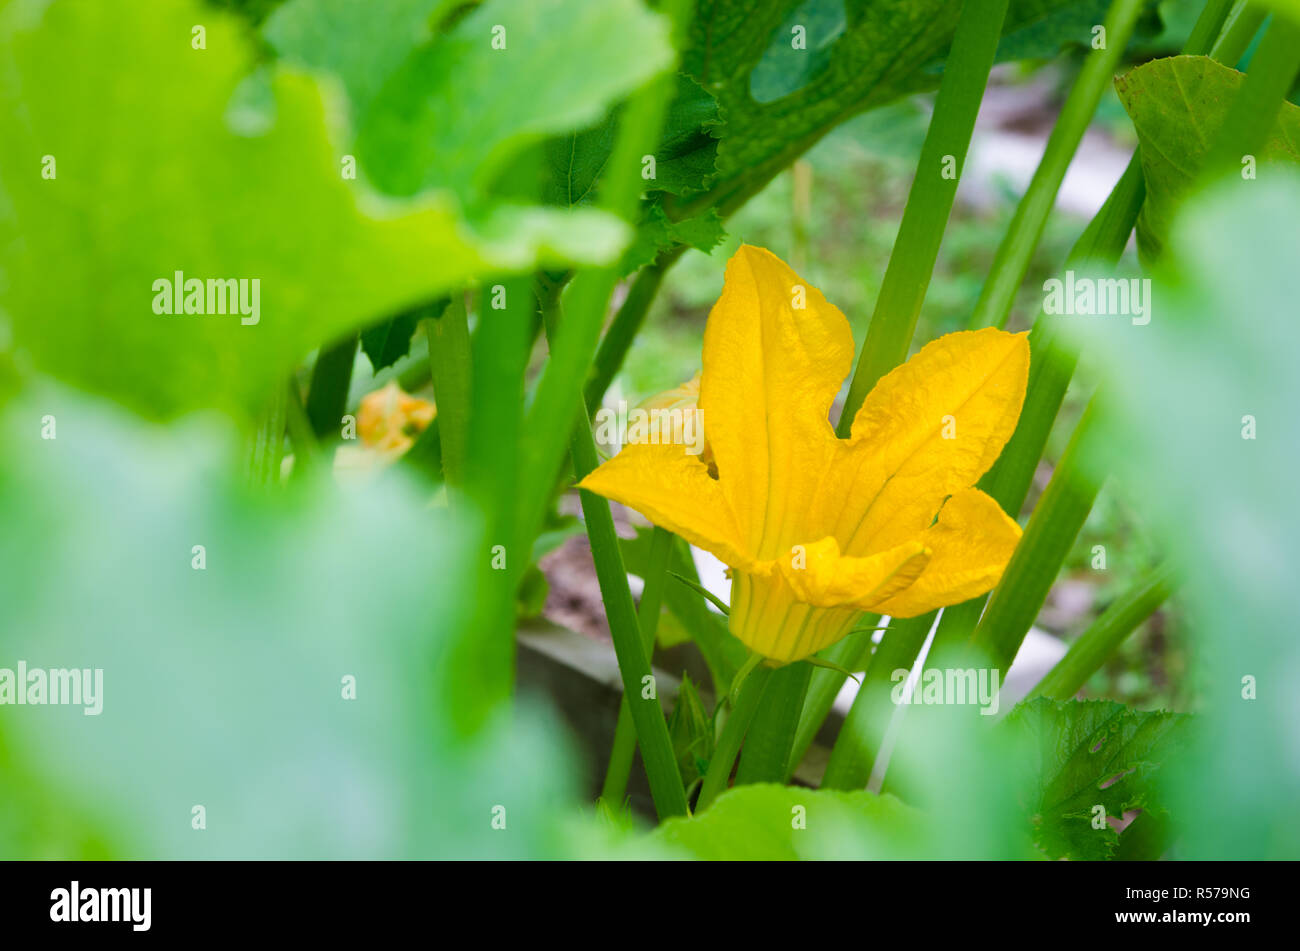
[788,618,879,777]
[1030,563,1177,700]
[735,660,813,785]
[284,378,317,479]
[541,299,687,818]
[1185,0,1242,56]
[1204,13,1300,178]
[821,612,937,790]
[971,398,1105,674]
[966,0,1146,332]
[1211,1,1266,65]
[443,276,533,737]
[600,526,674,805]
[838,0,1010,432]
[304,331,358,439]
[697,664,774,811]
[427,292,472,486]
[245,384,288,487]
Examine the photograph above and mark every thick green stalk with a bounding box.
[734,661,813,785]
[924,0,1238,653]
[1211,1,1266,64]
[788,619,879,777]
[542,295,687,818]
[427,293,472,486]
[981,156,1145,516]
[283,379,317,479]
[838,0,1010,433]
[600,526,674,805]
[971,399,1105,674]
[445,276,534,735]
[697,664,774,811]
[245,384,288,487]
[1185,0,1242,55]
[1030,563,1177,700]
[821,612,937,790]
[966,0,1146,332]
[519,0,690,551]
[573,450,688,818]
[304,331,358,439]
[1204,14,1300,177]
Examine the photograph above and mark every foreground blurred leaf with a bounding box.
[0,388,577,858]
[648,783,931,859]
[1116,54,1300,260]
[1070,173,1300,858]
[0,0,629,425]
[1004,698,1189,860]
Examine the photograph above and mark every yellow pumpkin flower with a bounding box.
[633,370,713,470]
[578,245,1029,664]
[357,381,436,456]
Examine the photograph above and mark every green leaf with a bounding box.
[263,0,456,120]
[0,0,627,425]
[359,300,445,373]
[666,674,714,788]
[619,204,726,275]
[994,0,1163,61]
[648,74,723,198]
[352,0,674,199]
[540,74,721,209]
[1116,54,1300,259]
[681,0,1117,212]
[543,120,621,209]
[648,784,931,859]
[0,388,578,858]
[1003,698,1189,860]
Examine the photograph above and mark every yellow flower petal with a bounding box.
[818,327,1029,558]
[776,536,930,611]
[730,571,862,664]
[700,245,853,561]
[575,246,1030,665]
[576,440,756,572]
[869,488,1022,618]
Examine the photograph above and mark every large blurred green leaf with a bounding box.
[262,0,457,120]
[0,0,630,424]
[1116,54,1300,260]
[1070,173,1300,858]
[0,387,578,858]
[1003,698,1189,860]
[648,783,932,859]
[342,0,674,199]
